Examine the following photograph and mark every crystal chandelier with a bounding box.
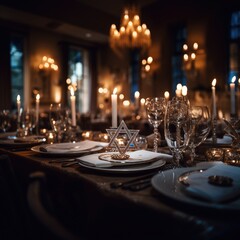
[109,5,151,50]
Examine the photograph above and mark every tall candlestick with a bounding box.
[230,77,236,115]
[70,87,76,127]
[211,78,217,118]
[111,88,118,128]
[17,95,21,122]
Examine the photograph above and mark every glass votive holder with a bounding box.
[98,133,109,142]
[224,148,240,167]
[46,131,56,144]
[136,135,148,150]
[205,148,224,161]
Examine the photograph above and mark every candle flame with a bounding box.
[231,76,236,83]
[36,94,40,100]
[113,87,118,94]
[134,91,140,98]
[140,98,145,104]
[212,78,217,87]
[17,95,20,101]
[70,87,75,96]
[182,86,188,96]
[176,83,182,90]
[164,91,170,99]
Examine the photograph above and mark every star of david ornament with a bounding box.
[106,120,139,160]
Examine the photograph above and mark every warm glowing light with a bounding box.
[39,56,58,71]
[119,94,124,100]
[145,65,150,72]
[123,100,130,107]
[140,98,145,105]
[182,86,188,96]
[193,42,198,50]
[110,5,151,49]
[134,91,140,98]
[17,95,20,102]
[183,44,188,51]
[177,83,183,91]
[147,56,153,64]
[232,76,236,83]
[191,53,196,60]
[113,87,118,94]
[66,78,71,85]
[70,86,75,96]
[142,59,147,65]
[183,54,189,61]
[36,93,40,101]
[164,91,170,100]
[212,78,217,87]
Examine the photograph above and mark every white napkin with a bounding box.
[77,150,172,168]
[41,140,108,153]
[184,164,240,203]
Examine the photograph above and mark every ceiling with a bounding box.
[0,0,157,44]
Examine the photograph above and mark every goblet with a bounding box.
[145,97,167,152]
[164,98,191,166]
[188,106,211,162]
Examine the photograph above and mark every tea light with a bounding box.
[82,131,93,140]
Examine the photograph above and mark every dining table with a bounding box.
[0,138,240,240]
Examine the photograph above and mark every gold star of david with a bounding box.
[106,120,139,156]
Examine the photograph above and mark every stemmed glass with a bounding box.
[0,110,11,133]
[188,106,211,162]
[145,97,167,152]
[49,104,70,143]
[164,98,191,166]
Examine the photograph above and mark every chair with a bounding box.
[0,154,30,240]
[27,171,84,240]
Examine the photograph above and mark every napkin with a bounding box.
[77,150,172,168]
[40,140,108,153]
[184,164,240,203]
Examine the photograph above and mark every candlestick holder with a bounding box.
[211,116,217,145]
[105,120,139,160]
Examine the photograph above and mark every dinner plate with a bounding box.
[78,157,166,173]
[31,142,105,157]
[151,163,240,212]
[0,133,46,148]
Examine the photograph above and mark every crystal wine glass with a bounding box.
[164,98,191,166]
[145,97,167,152]
[188,106,211,162]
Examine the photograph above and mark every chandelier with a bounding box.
[109,5,151,50]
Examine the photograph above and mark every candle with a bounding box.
[164,91,170,101]
[211,78,217,118]
[182,86,188,97]
[134,91,140,109]
[17,95,21,122]
[111,88,118,128]
[70,87,76,127]
[230,76,236,115]
[175,83,182,97]
[36,94,40,123]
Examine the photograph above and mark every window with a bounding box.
[171,26,187,93]
[10,35,24,108]
[68,46,91,113]
[229,10,240,82]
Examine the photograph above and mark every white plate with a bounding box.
[151,165,240,212]
[78,157,166,173]
[31,143,104,157]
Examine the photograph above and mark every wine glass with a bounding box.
[0,110,11,133]
[164,98,191,166]
[49,104,70,143]
[188,106,211,162]
[145,97,167,152]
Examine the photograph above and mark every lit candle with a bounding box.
[17,95,21,122]
[134,91,140,109]
[70,87,76,127]
[164,91,170,101]
[111,88,118,128]
[36,94,40,123]
[175,83,182,97]
[140,98,145,109]
[182,85,188,97]
[230,76,236,115]
[212,78,217,118]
